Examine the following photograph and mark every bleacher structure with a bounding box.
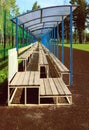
[8,43,72,106]
[8,5,78,106]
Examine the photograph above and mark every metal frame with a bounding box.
[12,5,77,38]
[70,6,73,85]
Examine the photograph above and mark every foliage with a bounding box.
[0,66,7,84]
[0,0,20,15]
[32,1,40,10]
[70,0,89,43]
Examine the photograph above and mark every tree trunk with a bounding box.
[78,29,83,44]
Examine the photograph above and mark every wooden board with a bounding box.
[34,71,40,85]
[22,72,30,85]
[58,78,71,95]
[10,71,40,86]
[48,78,58,95]
[40,79,45,95]
[10,72,21,85]
[43,79,52,95]
[53,78,65,95]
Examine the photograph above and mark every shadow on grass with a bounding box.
[0,61,8,69]
[0,56,8,62]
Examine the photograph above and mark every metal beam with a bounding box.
[62,16,64,64]
[57,23,59,58]
[16,17,18,51]
[70,6,73,86]
[22,24,24,45]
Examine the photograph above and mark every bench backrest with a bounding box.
[8,48,18,82]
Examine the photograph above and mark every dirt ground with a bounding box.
[0,47,89,130]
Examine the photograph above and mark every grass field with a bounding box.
[64,43,89,52]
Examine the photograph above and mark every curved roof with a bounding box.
[12,5,78,38]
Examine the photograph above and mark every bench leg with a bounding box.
[8,86,10,106]
[66,96,72,104]
[25,87,27,105]
[56,97,58,104]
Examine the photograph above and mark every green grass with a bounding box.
[62,44,89,52]
[0,66,8,84]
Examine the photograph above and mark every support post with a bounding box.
[52,30,54,53]
[12,22,14,47]
[70,6,73,86]
[22,24,24,45]
[62,16,64,64]
[16,17,18,51]
[57,23,59,58]
[54,26,56,56]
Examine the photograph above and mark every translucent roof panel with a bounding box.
[19,10,41,24]
[42,6,71,17]
[12,5,78,38]
[42,16,63,23]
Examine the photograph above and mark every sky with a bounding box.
[16,0,70,14]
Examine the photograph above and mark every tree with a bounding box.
[32,1,40,10]
[70,0,89,43]
[0,0,20,15]
[0,0,20,46]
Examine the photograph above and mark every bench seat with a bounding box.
[9,71,40,86]
[39,48,49,78]
[40,78,72,105]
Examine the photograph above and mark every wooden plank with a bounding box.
[18,44,33,54]
[56,58,69,72]
[43,55,48,65]
[34,71,40,85]
[16,72,25,85]
[40,79,45,95]
[28,71,34,85]
[44,79,52,95]
[53,78,64,95]
[10,72,20,85]
[58,78,71,95]
[9,88,17,103]
[48,78,58,95]
[49,53,69,72]
[22,72,31,85]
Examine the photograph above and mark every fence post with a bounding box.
[3,10,6,60]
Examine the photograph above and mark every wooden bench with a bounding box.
[41,45,70,85]
[18,42,38,71]
[39,47,49,78]
[8,48,40,106]
[49,53,70,85]
[42,44,50,54]
[40,78,72,105]
[8,47,72,106]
